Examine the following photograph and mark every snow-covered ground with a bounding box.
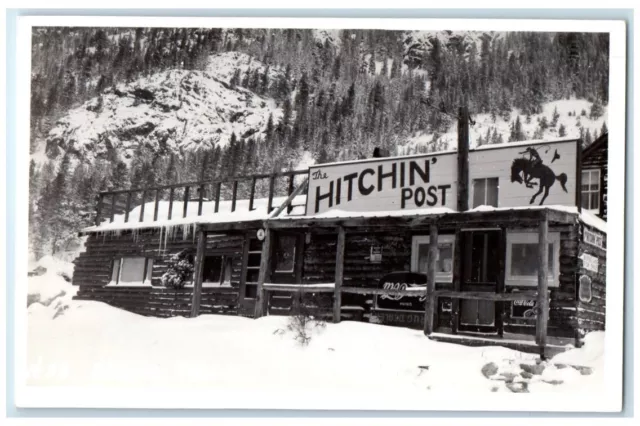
[27,257,604,397]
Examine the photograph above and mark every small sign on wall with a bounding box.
[375,271,427,312]
[583,228,605,249]
[580,253,599,273]
[511,299,537,318]
[370,246,382,263]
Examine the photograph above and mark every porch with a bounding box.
[189,206,580,359]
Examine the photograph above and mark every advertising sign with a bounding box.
[511,299,537,318]
[306,153,457,215]
[374,271,428,312]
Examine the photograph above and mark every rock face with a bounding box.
[402,30,499,68]
[43,56,282,164]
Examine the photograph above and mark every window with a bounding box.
[411,235,455,282]
[472,178,499,208]
[581,169,601,212]
[505,232,560,287]
[203,256,223,284]
[274,235,296,273]
[109,257,154,286]
[202,256,234,287]
[244,238,262,298]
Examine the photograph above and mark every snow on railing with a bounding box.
[94,170,309,226]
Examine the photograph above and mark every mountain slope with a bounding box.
[43,68,282,163]
[401,98,608,154]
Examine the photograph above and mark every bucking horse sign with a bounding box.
[510,146,568,205]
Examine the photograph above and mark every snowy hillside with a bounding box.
[206,51,285,86]
[399,98,608,154]
[42,66,282,163]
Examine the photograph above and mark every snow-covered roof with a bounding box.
[579,210,607,234]
[269,207,456,221]
[471,137,579,152]
[82,196,607,234]
[81,195,307,234]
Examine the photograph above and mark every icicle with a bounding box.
[182,223,193,241]
[158,226,164,252]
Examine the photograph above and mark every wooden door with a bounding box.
[268,233,304,315]
[459,230,501,332]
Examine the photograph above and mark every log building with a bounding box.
[73,132,608,357]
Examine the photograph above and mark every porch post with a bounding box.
[333,226,346,323]
[254,227,272,318]
[451,228,462,334]
[535,210,550,359]
[424,222,439,335]
[190,226,206,318]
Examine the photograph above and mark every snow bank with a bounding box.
[27,296,605,395]
[27,256,78,320]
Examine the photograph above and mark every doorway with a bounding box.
[459,230,501,333]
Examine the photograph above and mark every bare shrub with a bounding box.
[286,291,328,346]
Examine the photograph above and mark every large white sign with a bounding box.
[469,139,578,208]
[306,153,457,215]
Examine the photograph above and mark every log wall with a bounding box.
[575,223,607,337]
[300,224,584,338]
[73,229,243,317]
[502,225,580,339]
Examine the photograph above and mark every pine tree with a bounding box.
[161,249,194,289]
[550,106,560,127]
[585,129,593,145]
[390,57,400,79]
[260,65,270,95]
[332,56,341,80]
[491,128,499,144]
[381,57,389,78]
[589,97,604,120]
[508,116,525,142]
[230,69,241,87]
[539,116,549,130]
[241,67,251,88]
[558,123,567,137]
[601,121,608,135]
[368,52,376,75]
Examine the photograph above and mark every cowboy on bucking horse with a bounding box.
[510,146,568,205]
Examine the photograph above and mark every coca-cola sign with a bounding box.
[374,271,428,312]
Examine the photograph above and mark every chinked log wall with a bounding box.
[575,223,607,336]
[300,225,580,337]
[503,225,580,338]
[73,229,243,317]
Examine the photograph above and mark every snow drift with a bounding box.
[26,256,605,396]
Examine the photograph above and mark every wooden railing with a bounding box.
[94,170,309,226]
